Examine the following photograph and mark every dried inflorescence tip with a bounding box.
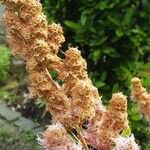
[37,123,82,150]
[131,77,150,122]
[83,93,129,150]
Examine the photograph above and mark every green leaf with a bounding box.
[80,13,87,26]
[80,9,92,26]
[124,7,134,25]
[121,128,131,137]
[90,36,108,46]
[95,81,105,88]
[102,47,115,54]
[120,0,129,7]
[100,71,107,81]
[92,50,102,61]
[116,29,124,37]
[131,114,141,121]
[64,20,81,30]
[132,28,146,36]
[108,15,120,26]
[112,83,119,92]
[96,1,108,10]
[49,70,58,80]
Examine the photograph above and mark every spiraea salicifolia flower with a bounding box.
[83,93,129,150]
[55,47,101,127]
[2,0,72,125]
[37,123,82,150]
[131,77,150,122]
[36,47,102,129]
[1,0,139,149]
[113,134,140,150]
[0,0,71,133]
[1,0,101,129]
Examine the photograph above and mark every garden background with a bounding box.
[0,0,150,149]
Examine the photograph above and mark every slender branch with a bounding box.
[45,68,60,89]
[76,126,89,150]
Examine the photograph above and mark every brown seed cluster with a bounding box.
[131,77,150,122]
[83,93,129,150]
[1,0,140,149]
[38,123,82,150]
[1,0,100,128]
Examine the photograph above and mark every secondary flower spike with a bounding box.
[83,93,129,150]
[131,77,150,123]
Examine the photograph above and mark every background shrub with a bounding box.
[0,46,10,82]
[42,0,150,149]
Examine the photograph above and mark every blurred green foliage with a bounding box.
[0,124,39,149]
[0,46,10,82]
[43,0,150,149]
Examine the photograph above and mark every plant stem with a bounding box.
[76,126,89,150]
[45,68,60,89]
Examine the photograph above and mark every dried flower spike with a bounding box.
[83,93,129,150]
[1,0,140,149]
[131,77,150,122]
[1,0,102,129]
[37,123,83,150]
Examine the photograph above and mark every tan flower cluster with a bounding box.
[131,77,150,122]
[1,0,140,149]
[37,123,83,150]
[1,0,100,128]
[55,47,100,127]
[83,93,129,150]
[1,0,72,126]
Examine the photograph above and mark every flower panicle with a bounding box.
[1,0,140,149]
[1,0,102,130]
[131,77,150,122]
[83,93,129,150]
[37,122,83,150]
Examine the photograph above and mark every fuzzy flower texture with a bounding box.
[131,77,150,123]
[0,0,140,149]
